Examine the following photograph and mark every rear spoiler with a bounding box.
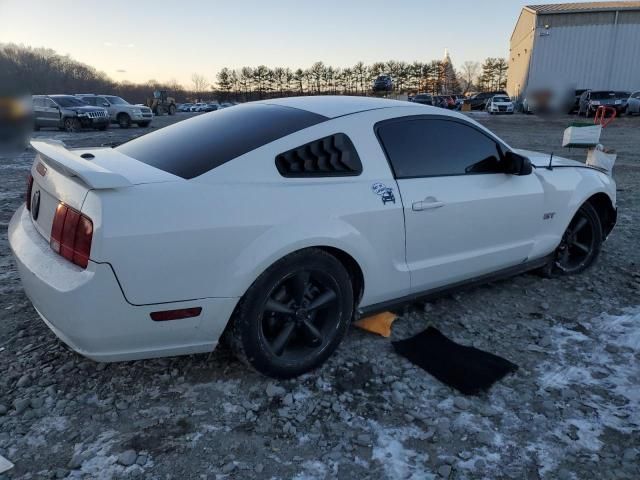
[30,139,133,189]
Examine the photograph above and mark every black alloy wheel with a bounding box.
[261,269,341,360]
[227,249,353,378]
[553,203,602,275]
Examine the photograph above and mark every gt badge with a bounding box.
[543,212,555,220]
[371,182,396,205]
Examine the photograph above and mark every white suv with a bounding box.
[76,94,153,128]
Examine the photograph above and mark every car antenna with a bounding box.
[547,152,554,170]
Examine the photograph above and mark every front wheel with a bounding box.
[227,249,354,378]
[542,202,602,277]
[168,104,176,115]
[64,117,80,133]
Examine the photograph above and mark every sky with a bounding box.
[1,0,554,86]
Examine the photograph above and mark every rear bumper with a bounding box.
[9,205,238,362]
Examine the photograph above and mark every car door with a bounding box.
[32,98,45,127]
[43,98,61,127]
[95,97,112,117]
[376,116,544,293]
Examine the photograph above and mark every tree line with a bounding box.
[1,43,508,104]
[214,60,463,100]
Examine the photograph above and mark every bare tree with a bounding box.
[191,73,209,100]
[460,61,480,94]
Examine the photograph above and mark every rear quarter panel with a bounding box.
[83,111,410,307]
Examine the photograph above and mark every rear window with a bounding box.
[117,103,327,179]
[590,91,615,100]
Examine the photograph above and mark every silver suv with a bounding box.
[76,94,153,128]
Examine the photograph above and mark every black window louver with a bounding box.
[275,133,362,177]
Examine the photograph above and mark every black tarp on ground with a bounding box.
[392,326,518,395]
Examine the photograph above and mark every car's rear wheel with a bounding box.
[227,249,354,378]
[118,113,131,129]
[543,202,602,276]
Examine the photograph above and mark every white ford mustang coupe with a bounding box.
[9,96,617,378]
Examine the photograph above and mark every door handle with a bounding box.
[412,198,444,211]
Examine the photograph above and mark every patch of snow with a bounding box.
[370,422,435,480]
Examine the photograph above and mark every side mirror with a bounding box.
[102,102,110,107]
[503,151,533,175]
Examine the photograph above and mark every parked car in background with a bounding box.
[469,91,508,111]
[454,95,467,109]
[408,93,434,106]
[178,103,194,112]
[626,91,640,115]
[76,94,153,128]
[372,75,393,92]
[10,96,616,378]
[190,103,208,112]
[32,95,110,132]
[569,89,588,113]
[486,95,515,114]
[578,90,630,116]
[433,96,450,109]
[202,104,220,112]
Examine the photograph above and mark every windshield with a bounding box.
[52,96,88,107]
[493,97,510,102]
[105,96,129,105]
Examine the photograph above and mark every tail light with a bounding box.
[26,174,34,211]
[50,203,93,269]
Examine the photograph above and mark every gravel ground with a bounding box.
[1,111,639,480]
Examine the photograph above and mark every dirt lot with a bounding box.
[1,111,639,480]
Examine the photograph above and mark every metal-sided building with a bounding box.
[507,1,640,100]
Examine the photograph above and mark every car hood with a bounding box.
[70,105,106,113]
[514,149,584,168]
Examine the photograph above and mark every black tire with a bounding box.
[117,113,131,129]
[137,121,151,128]
[541,202,603,277]
[168,104,176,115]
[64,117,80,133]
[227,249,354,378]
[33,123,40,131]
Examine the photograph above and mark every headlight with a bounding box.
[76,113,87,117]
[131,108,142,114]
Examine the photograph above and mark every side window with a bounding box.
[45,99,57,108]
[275,133,362,178]
[633,92,640,99]
[377,118,503,178]
[95,97,107,106]
[33,98,43,108]
[82,97,96,106]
